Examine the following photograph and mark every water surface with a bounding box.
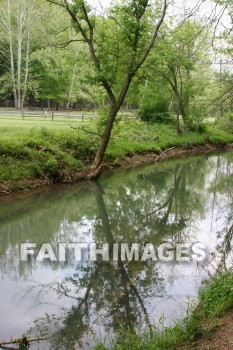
[0,152,232,349]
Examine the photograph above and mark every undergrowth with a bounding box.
[0,118,232,190]
[93,270,233,350]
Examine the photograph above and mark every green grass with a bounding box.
[93,271,233,350]
[0,115,90,135]
[200,271,233,318]
[0,127,92,186]
[0,114,232,191]
[105,118,233,159]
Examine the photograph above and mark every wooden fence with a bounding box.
[2,109,98,122]
[0,108,137,121]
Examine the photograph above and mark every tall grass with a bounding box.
[94,270,233,350]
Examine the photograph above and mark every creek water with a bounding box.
[0,152,232,349]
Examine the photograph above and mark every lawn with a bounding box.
[0,113,91,135]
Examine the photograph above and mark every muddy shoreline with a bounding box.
[105,143,233,170]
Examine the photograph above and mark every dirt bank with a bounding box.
[0,142,232,197]
[177,309,233,350]
[104,142,233,171]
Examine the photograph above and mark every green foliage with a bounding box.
[0,128,94,185]
[44,156,59,173]
[143,20,212,129]
[94,345,108,350]
[0,139,30,158]
[138,101,174,124]
[209,129,233,144]
[0,117,233,191]
[93,271,233,350]
[138,79,174,124]
[60,152,83,169]
[96,107,109,133]
[187,122,208,133]
[200,271,233,317]
[92,306,203,350]
[30,47,76,104]
[220,113,233,134]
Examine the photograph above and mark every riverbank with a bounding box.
[178,309,233,350]
[176,271,233,350]
[0,119,233,195]
[94,271,233,350]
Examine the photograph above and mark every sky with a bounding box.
[86,0,231,29]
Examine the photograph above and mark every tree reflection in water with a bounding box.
[0,153,232,350]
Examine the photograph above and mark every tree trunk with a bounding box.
[173,84,188,131]
[180,101,191,129]
[7,0,17,108]
[60,0,168,179]
[88,70,135,178]
[177,95,188,134]
[17,8,23,109]
[66,55,78,110]
[88,103,120,178]
[177,65,188,130]
[22,30,30,109]
[176,99,181,135]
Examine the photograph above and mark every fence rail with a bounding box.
[0,108,137,123]
[0,109,98,122]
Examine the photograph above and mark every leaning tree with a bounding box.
[47,0,168,178]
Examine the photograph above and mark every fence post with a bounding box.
[21,109,24,120]
[82,114,84,123]
[52,112,54,121]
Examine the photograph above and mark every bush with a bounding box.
[188,122,208,133]
[44,156,59,173]
[221,113,233,133]
[138,99,174,124]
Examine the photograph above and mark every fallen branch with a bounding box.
[0,337,47,346]
[70,125,102,137]
[154,147,175,163]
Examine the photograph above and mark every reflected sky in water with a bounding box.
[0,152,232,349]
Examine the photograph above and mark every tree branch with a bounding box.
[47,0,65,7]
[134,0,168,73]
[82,2,93,32]
[62,0,116,105]
[55,39,85,48]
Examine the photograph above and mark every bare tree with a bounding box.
[0,0,38,109]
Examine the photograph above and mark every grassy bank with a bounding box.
[0,115,233,194]
[94,271,233,350]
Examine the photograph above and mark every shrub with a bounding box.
[138,99,174,124]
[221,113,233,134]
[44,156,59,174]
[188,122,208,133]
